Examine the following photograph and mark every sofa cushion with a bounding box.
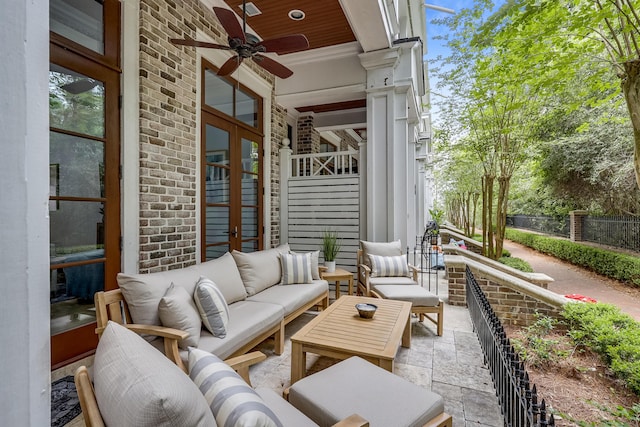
[232,245,290,296]
[288,356,444,427]
[255,388,317,427]
[194,277,229,338]
[360,240,402,269]
[248,281,328,318]
[280,252,313,285]
[369,276,417,286]
[198,252,247,304]
[181,301,284,361]
[188,348,282,427]
[94,321,215,427]
[117,266,202,330]
[368,254,410,278]
[372,284,440,307]
[291,250,321,280]
[158,283,202,349]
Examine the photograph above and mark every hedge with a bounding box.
[505,228,640,287]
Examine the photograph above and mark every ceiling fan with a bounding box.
[170,2,309,79]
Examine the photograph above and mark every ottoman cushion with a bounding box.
[372,284,440,307]
[288,356,444,427]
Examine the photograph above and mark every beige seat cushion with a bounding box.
[360,240,402,269]
[288,356,444,427]
[93,322,215,427]
[372,284,440,307]
[369,276,417,286]
[247,280,328,317]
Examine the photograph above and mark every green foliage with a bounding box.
[512,314,568,368]
[558,401,640,426]
[321,230,341,262]
[504,229,640,287]
[562,302,640,395]
[498,256,533,272]
[428,208,445,225]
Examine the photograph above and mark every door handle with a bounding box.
[231,226,238,238]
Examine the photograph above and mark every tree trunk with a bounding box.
[621,60,640,189]
[482,175,495,258]
[494,176,510,260]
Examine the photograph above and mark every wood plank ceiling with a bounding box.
[221,0,356,51]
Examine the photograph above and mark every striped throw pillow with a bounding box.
[368,254,410,277]
[194,277,229,338]
[279,252,313,285]
[188,348,283,427]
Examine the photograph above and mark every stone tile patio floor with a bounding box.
[249,273,503,427]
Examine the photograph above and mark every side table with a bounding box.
[320,267,354,299]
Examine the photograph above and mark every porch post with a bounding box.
[1,0,51,425]
[359,134,367,240]
[279,139,292,243]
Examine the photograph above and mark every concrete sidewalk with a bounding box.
[504,240,640,320]
[250,279,503,427]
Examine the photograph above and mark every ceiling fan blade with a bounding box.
[218,55,243,76]
[257,34,309,54]
[252,54,294,79]
[170,38,233,50]
[212,7,246,42]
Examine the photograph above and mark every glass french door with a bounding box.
[202,113,263,260]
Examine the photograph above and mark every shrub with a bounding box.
[562,302,640,395]
[505,228,640,287]
[498,256,534,272]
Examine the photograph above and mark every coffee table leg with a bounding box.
[379,358,394,372]
[402,314,411,348]
[291,341,305,384]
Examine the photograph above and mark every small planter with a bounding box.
[325,261,336,273]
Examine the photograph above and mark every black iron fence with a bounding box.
[466,266,555,427]
[582,215,640,252]
[506,215,569,238]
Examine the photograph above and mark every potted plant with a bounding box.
[322,229,341,272]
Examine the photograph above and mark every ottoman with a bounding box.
[287,356,452,427]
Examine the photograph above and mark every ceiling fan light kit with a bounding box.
[170,4,309,79]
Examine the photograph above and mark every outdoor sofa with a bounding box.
[98,243,329,372]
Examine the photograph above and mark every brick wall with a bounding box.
[447,264,562,326]
[334,129,359,151]
[137,0,284,271]
[296,114,320,154]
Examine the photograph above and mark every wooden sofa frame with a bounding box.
[357,249,444,337]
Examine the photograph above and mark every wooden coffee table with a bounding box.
[290,295,412,384]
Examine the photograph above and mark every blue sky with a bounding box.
[423,1,505,124]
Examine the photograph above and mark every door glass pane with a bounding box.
[50,132,104,198]
[241,173,258,206]
[50,64,105,138]
[50,201,104,251]
[205,166,230,204]
[204,69,233,116]
[241,138,259,173]
[236,88,257,127]
[242,207,258,238]
[241,240,259,253]
[206,244,229,260]
[206,125,230,163]
[206,207,229,244]
[50,0,104,54]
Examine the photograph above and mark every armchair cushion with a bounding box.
[368,254,410,277]
[280,252,313,284]
[158,283,201,349]
[369,276,417,286]
[188,348,283,427]
[94,321,215,427]
[194,276,229,338]
[360,240,402,269]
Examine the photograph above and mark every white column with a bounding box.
[0,1,51,425]
[279,139,292,243]
[358,136,367,240]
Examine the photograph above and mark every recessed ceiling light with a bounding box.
[288,9,305,21]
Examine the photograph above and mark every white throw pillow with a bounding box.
[158,283,202,349]
[94,322,215,427]
[368,254,410,278]
[194,276,229,338]
[291,250,321,280]
[188,348,283,427]
[280,252,313,285]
